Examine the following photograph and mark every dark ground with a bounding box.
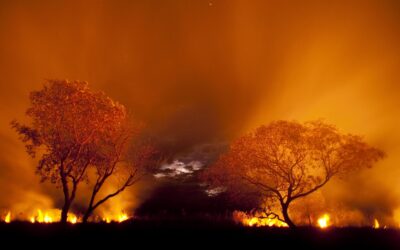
[1,219,399,249]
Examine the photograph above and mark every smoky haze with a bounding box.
[0,0,400,224]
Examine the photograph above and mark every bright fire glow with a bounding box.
[31,209,53,223]
[4,211,11,223]
[233,211,288,227]
[29,209,79,224]
[69,214,78,224]
[318,214,330,228]
[102,212,130,223]
[244,216,288,227]
[373,218,380,229]
[3,209,132,224]
[118,213,128,222]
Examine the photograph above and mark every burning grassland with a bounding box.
[232,209,398,230]
[233,211,288,228]
[1,209,131,224]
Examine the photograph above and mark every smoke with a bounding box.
[0,0,399,224]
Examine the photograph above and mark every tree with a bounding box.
[82,126,157,222]
[12,79,128,223]
[202,120,385,228]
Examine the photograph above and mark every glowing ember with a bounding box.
[318,214,330,228]
[373,219,380,229]
[4,211,11,223]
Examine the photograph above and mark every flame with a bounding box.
[244,216,288,227]
[102,212,130,223]
[69,214,78,224]
[317,214,330,228]
[3,208,135,224]
[4,211,11,223]
[29,209,79,224]
[373,218,380,229]
[233,211,288,227]
[32,209,52,223]
[118,213,128,222]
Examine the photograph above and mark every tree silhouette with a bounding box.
[82,129,158,222]
[12,79,130,223]
[202,120,385,228]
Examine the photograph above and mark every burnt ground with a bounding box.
[0,219,399,249]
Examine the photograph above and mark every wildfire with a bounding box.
[69,214,78,224]
[4,211,11,223]
[29,209,79,224]
[244,216,288,227]
[373,219,380,229]
[102,212,130,223]
[118,213,128,222]
[30,209,53,223]
[317,214,330,229]
[2,208,131,224]
[233,211,288,227]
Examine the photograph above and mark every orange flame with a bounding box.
[233,211,288,227]
[29,209,79,224]
[4,211,11,223]
[373,218,380,229]
[3,208,131,224]
[317,214,330,228]
[102,212,130,223]
[118,213,128,222]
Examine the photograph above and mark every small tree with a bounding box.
[12,80,127,223]
[202,120,385,228]
[82,124,157,222]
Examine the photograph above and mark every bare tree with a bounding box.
[12,79,127,223]
[202,120,385,228]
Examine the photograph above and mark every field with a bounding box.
[1,219,399,249]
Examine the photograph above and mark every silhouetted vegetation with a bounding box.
[202,120,385,228]
[12,80,157,223]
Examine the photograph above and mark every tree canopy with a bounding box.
[202,120,385,228]
[12,79,154,223]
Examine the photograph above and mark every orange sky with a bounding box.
[0,0,399,222]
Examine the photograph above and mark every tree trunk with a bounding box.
[82,185,99,223]
[60,177,78,224]
[61,200,70,224]
[60,174,70,224]
[282,203,296,228]
[82,208,93,223]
